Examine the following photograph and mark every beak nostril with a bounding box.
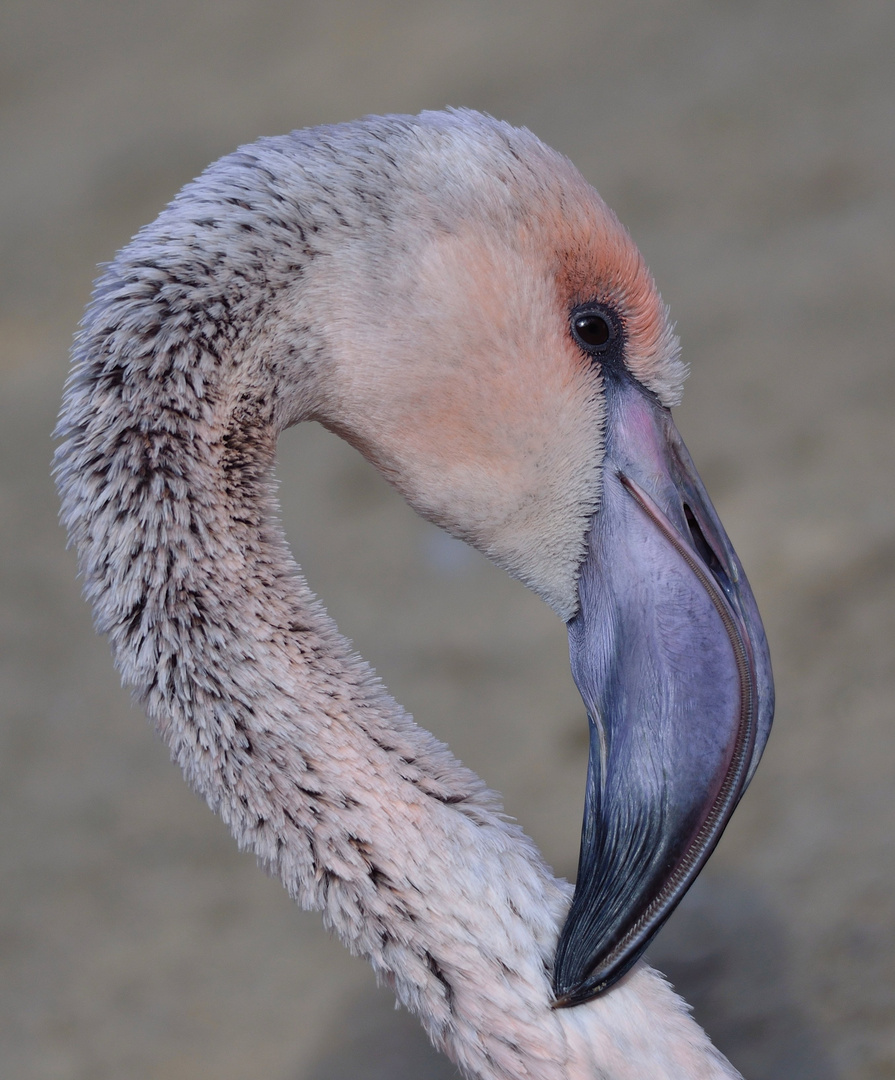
[684,503,725,581]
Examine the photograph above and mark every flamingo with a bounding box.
[55,110,773,1080]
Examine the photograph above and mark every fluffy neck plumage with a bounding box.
[56,113,740,1080]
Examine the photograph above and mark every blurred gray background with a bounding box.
[2,1,893,1078]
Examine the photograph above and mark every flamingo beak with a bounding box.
[552,373,774,1007]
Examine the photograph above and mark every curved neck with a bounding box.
[55,138,740,1080]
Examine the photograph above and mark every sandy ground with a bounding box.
[1,1,893,1078]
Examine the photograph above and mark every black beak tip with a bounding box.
[552,924,649,1007]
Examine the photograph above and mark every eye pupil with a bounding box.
[573,313,611,350]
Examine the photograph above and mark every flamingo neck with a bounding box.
[55,122,741,1080]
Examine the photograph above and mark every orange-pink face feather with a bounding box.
[309,132,682,619]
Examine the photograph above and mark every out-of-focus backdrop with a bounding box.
[2,2,893,1078]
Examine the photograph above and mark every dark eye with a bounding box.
[571,312,612,352]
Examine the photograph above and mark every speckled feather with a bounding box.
[55,111,737,1080]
